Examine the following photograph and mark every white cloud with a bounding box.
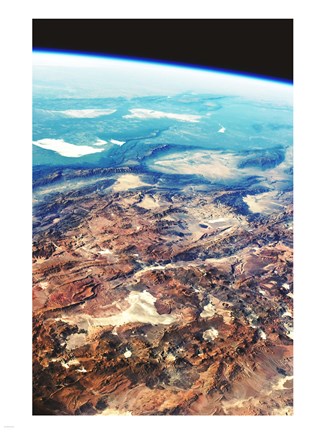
[124,108,201,123]
[93,138,108,146]
[110,139,126,146]
[54,108,116,118]
[32,138,105,157]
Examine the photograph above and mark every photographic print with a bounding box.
[32,19,293,415]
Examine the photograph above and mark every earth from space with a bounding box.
[32,52,293,416]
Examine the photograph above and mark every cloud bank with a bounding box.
[33,138,105,157]
[53,108,116,118]
[124,109,201,123]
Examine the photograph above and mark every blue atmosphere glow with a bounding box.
[33,49,293,86]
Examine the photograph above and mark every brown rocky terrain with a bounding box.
[33,173,293,415]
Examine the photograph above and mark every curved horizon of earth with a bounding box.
[32,52,293,416]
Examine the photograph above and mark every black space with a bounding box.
[33,19,293,82]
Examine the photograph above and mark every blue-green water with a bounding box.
[33,52,293,192]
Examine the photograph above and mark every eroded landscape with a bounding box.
[33,167,293,415]
[32,56,293,415]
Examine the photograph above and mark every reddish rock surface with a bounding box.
[33,179,293,415]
